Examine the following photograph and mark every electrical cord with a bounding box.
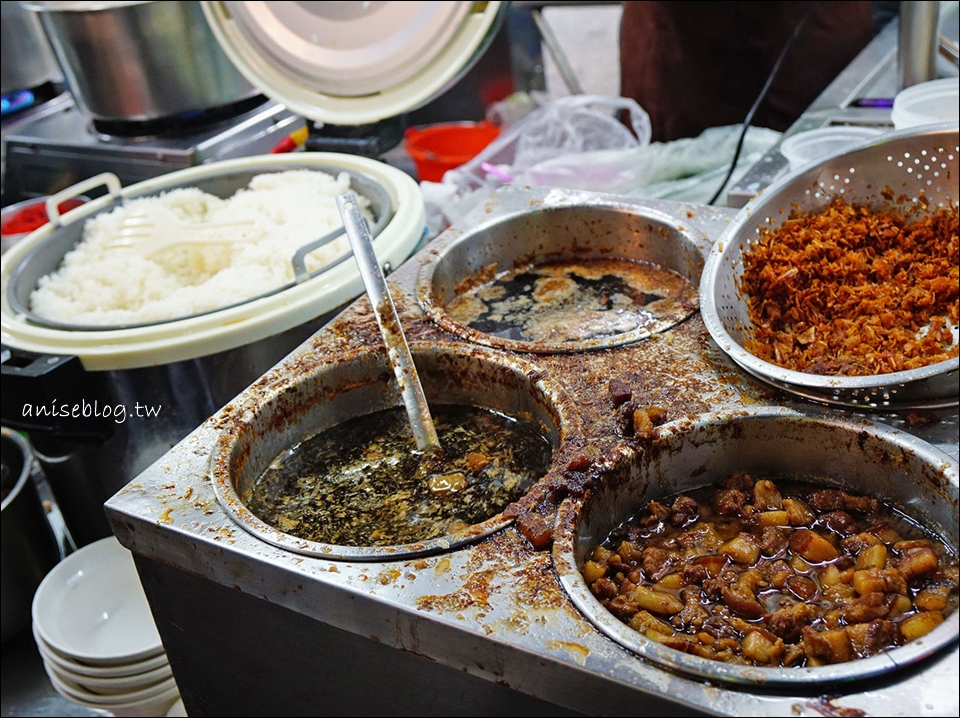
[707,2,819,206]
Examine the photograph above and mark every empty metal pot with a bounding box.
[0,0,60,96]
[21,0,258,122]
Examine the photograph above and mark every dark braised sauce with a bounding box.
[247,405,552,546]
[446,258,698,344]
[584,473,959,667]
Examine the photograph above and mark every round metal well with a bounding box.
[553,407,959,687]
[211,343,579,560]
[417,203,706,354]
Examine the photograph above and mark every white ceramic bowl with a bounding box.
[891,77,960,129]
[37,636,172,693]
[44,660,176,704]
[45,665,180,718]
[34,625,170,678]
[32,535,164,665]
[779,125,884,171]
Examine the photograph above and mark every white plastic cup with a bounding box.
[891,77,960,129]
[779,126,885,172]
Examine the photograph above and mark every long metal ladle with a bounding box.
[336,192,441,454]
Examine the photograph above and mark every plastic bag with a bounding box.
[422,95,651,234]
[522,125,782,201]
[448,95,650,189]
[419,97,783,237]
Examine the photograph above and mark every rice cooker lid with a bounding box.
[199,1,504,126]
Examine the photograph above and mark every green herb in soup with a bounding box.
[248,405,553,546]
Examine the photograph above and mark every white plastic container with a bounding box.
[779,126,884,171]
[891,77,960,129]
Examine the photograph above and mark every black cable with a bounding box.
[707,3,818,206]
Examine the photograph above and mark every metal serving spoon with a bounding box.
[336,192,441,455]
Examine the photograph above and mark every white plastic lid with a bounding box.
[0,153,425,370]
[779,126,885,171]
[200,1,504,126]
[891,78,960,130]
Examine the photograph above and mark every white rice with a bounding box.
[29,170,372,326]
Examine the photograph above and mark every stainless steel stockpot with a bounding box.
[21,1,257,122]
[0,1,60,96]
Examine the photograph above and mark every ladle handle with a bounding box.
[336,193,441,453]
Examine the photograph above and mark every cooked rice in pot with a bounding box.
[29,170,371,326]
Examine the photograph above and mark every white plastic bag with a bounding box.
[521,125,782,202]
[423,95,652,234]
[418,98,783,237]
[449,95,650,189]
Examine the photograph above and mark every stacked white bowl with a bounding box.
[31,535,181,717]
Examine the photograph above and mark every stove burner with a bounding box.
[0,82,64,119]
[1,90,35,117]
[91,95,268,139]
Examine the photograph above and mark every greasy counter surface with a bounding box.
[105,186,959,717]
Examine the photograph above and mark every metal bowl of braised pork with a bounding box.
[553,407,959,686]
[418,201,706,354]
[700,123,959,409]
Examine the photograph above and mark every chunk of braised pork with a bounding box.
[723,471,755,492]
[680,562,710,586]
[752,480,782,511]
[669,495,699,526]
[676,522,723,551]
[802,626,853,664]
[673,587,709,631]
[701,615,740,642]
[641,546,673,582]
[841,531,882,555]
[896,547,940,581]
[714,488,747,516]
[806,489,846,511]
[721,569,767,620]
[641,500,671,526]
[846,619,901,657]
[818,510,858,536]
[765,601,817,642]
[841,591,891,624]
[759,527,788,557]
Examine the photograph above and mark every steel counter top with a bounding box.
[105,185,959,717]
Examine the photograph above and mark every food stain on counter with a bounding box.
[545,639,590,665]
[377,569,402,585]
[415,530,575,631]
[434,557,452,577]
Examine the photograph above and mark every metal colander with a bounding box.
[701,122,959,409]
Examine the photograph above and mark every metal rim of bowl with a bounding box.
[416,201,707,355]
[6,163,394,332]
[209,341,583,561]
[552,405,960,687]
[700,122,959,410]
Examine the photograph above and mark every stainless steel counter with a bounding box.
[104,185,959,717]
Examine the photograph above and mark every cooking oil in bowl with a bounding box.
[446,257,698,345]
[245,404,553,547]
